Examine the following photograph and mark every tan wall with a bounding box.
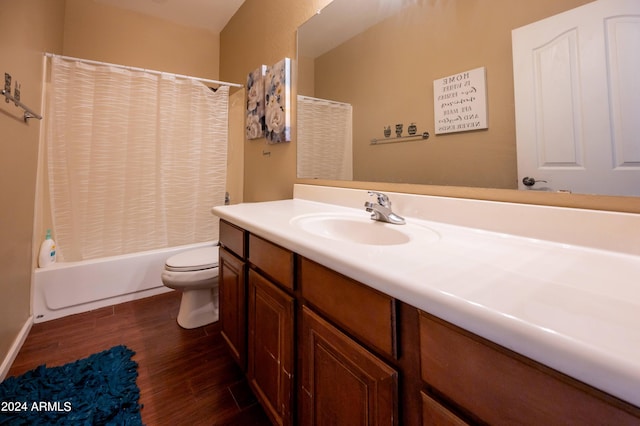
[220,0,332,202]
[0,0,65,368]
[223,0,640,214]
[63,0,220,79]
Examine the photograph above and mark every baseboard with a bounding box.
[0,316,33,381]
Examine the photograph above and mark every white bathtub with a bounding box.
[32,241,217,323]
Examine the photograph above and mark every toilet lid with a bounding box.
[165,246,219,272]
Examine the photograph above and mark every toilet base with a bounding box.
[176,287,219,329]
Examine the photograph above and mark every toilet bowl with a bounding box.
[161,245,219,329]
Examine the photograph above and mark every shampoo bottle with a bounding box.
[38,229,57,267]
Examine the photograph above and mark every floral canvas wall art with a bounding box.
[246,65,266,140]
[265,58,291,143]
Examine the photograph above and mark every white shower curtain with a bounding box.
[297,95,353,180]
[46,57,229,261]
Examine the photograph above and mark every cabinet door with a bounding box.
[219,247,247,370]
[421,392,469,426]
[300,306,398,426]
[248,269,295,426]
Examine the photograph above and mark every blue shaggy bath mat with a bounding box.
[0,345,142,425]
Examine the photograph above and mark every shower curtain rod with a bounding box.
[44,53,243,88]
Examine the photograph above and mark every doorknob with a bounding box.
[522,176,548,187]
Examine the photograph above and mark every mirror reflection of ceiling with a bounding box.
[296,0,638,197]
[94,0,245,33]
[298,0,417,58]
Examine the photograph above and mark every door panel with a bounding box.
[607,15,640,168]
[513,0,640,195]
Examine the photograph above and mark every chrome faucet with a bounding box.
[365,191,405,225]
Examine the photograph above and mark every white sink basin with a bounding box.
[290,212,440,246]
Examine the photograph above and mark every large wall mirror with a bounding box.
[296,0,640,197]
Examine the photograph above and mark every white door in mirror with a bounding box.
[513,0,640,196]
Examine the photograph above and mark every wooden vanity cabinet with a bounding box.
[219,219,247,259]
[248,269,295,425]
[248,234,294,291]
[219,247,247,369]
[218,220,248,370]
[418,311,640,425]
[420,392,469,426]
[218,222,640,426]
[247,235,295,426]
[300,257,397,358]
[300,306,398,426]
[299,257,399,426]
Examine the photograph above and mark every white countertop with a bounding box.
[211,185,640,408]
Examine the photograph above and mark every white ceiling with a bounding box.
[94,0,246,33]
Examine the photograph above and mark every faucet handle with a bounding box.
[367,191,390,206]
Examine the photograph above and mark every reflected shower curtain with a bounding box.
[297,96,352,180]
[46,57,229,261]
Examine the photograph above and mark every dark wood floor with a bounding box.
[8,291,271,425]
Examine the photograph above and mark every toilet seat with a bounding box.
[164,246,219,272]
[162,246,220,291]
[161,267,219,286]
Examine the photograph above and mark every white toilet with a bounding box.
[161,245,220,329]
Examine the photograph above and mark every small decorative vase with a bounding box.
[408,122,417,135]
[384,126,391,138]
[395,123,403,137]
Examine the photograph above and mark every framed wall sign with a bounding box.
[434,67,488,135]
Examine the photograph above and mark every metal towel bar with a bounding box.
[2,72,42,122]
